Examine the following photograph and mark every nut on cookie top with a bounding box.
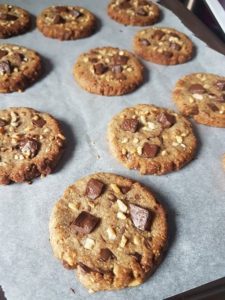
[134,27,194,65]
[0,107,65,184]
[0,4,30,38]
[173,73,225,127]
[73,47,144,96]
[108,0,160,26]
[108,104,197,175]
[49,173,167,291]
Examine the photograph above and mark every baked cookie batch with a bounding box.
[0,1,224,294]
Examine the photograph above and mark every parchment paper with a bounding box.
[0,1,225,299]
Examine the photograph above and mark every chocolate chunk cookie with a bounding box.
[173,73,225,127]
[73,47,144,96]
[0,4,31,38]
[133,27,194,65]
[0,107,65,184]
[107,104,197,175]
[37,6,96,40]
[108,0,160,26]
[0,44,42,93]
[49,173,167,291]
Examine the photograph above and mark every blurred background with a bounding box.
[178,0,225,43]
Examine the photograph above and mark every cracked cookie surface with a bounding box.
[173,73,225,127]
[49,173,167,292]
[107,104,197,175]
[0,107,65,184]
[0,4,31,38]
[133,27,194,65]
[108,0,160,26]
[73,47,144,96]
[37,6,96,40]
[0,44,42,93]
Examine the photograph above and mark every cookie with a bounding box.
[173,73,225,127]
[133,27,194,65]
[0,4,31,38]
[107,0,160,26]
[0,44,42,93]
[37,6,96,40]
[49,173,167,292]
[73,47,144,96]
[0,107,66,184]
[107,104,197,175]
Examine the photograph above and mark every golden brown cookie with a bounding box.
[0,107,66,185]
[0,44,42,93]
[73,47,144,96]
[107,0,160,26]
[107,104,197,175]
[37,6,96,40]
[133,27,194,65]
[173,73,225,127]
[49,173,167,292]
[0,4,31,38]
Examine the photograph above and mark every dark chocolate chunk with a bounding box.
[121,118,139,133]
[0,50,8,59]
[93,63,108,75]
[89,57,98,63]
[70,9,82,18]
[0,13,17,21]
[71,211,100,234]
[119,1,132,9]
[188,84,205,94]
[54,6,69,13]
[169,42,181,51]
[157,112,176,128]
[136,7,147,16]
[32,117,46,128]
[111,65,123,74]
[215,94,225,102]
[78,262,92,273]
[86,178,104,200]
[10,53,24,66]
[207,103,218,112]
[111,55,129,65]
[52,14,64,24]
[18,138,40,158]
[129,203,151,231]
[99,248,115,262]
[130,252,142,262]
[120,186,130,194]
[163,51,173,58]
[140,38,150,46]
[216,80,225,91]
[142,143,159,158]
[152,30,165,40]
[0,60,11,75]
[0,119,7,127]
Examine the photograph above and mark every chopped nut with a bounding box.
[110,183,121,194]
[137,146,142,155]
[192,93,203,100]
[117,199,128,212]
[82,238,95,250]
[147,122,155,130]
[119,235,128,248]
[189,97,194,103]
[106,227,116,240]
[121,137,128,144]
[68,202,77,211]
[161,150,167,156]
[172,142,178,147]
[133,137,139,144]
[140,115,146,125]
[122,148,127,155]
[117,211,126,220]
[128,278,142,287]
[175,136,183,144]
